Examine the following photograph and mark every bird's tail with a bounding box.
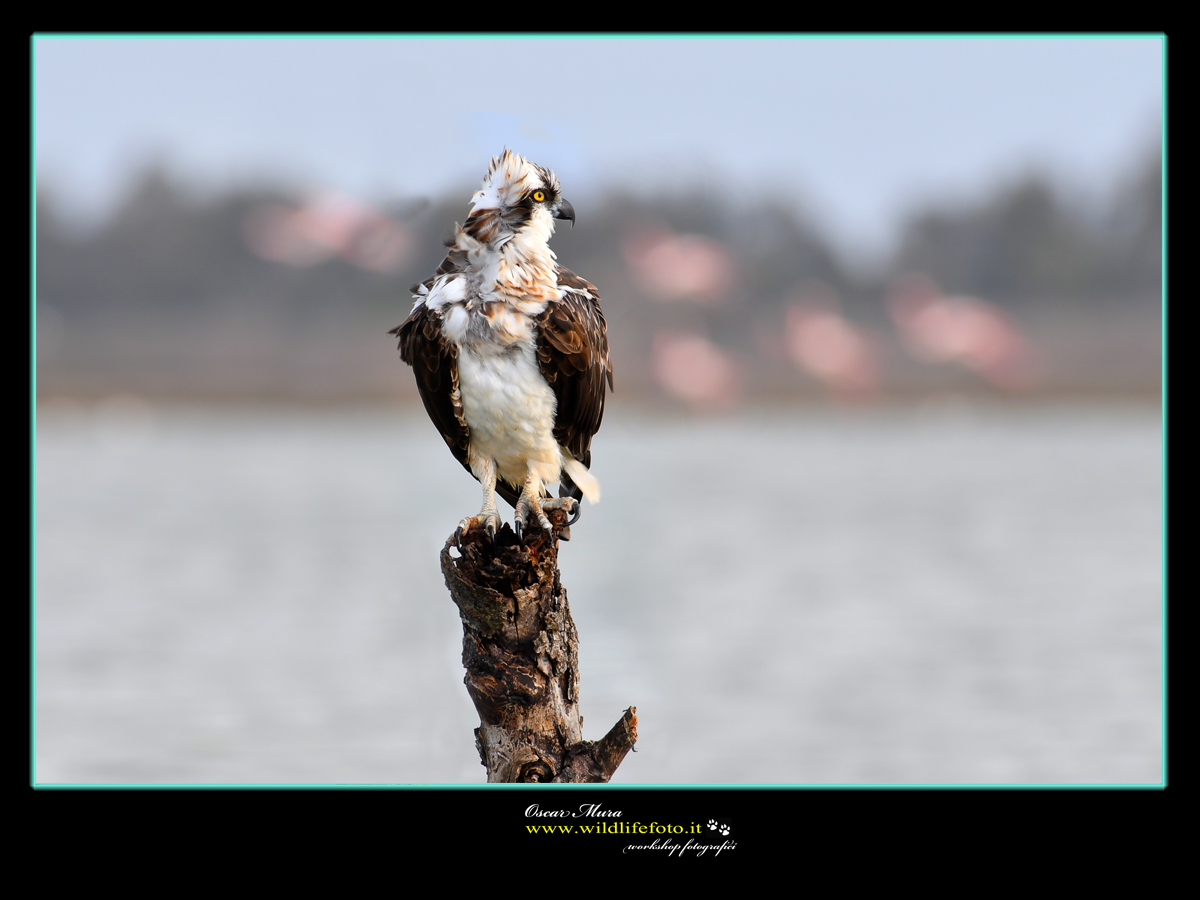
[560,453,601,504]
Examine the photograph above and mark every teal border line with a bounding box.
[30,781,1164,789]
[1159,35,1167,791]
[31,36,39,790]
[29,32,1167,791]
[27,33,1167,38]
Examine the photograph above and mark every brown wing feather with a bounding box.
[390,296,522,509]
[537,266,614,498]
[390,301,471,475]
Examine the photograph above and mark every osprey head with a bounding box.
[467,149,575,241]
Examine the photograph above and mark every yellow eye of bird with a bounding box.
[533,191,546,202]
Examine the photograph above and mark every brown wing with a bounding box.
[389,291,523,509]
[537,266,614,499]
[390,297,472,477]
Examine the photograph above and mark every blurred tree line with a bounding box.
[35,148,1161,400]
[894,157,1161,303]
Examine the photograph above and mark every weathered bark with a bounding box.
[440,510,638,783]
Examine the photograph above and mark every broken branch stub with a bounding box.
[440,510,637,783]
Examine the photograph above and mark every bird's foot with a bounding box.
[455,508,502,547]
[514,496,579,544]
[543,496,581,527]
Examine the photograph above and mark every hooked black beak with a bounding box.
[553,198,576,227]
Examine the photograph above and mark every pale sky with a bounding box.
[34,36,1163,265]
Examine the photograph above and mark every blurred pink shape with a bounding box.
[652,331,742,406]
[887,272,1039,389]
[623,228,735,303]
[786,306,879,397]
[243,191,412,273]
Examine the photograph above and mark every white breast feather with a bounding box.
[456,341,562,490]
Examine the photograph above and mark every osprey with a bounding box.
[391,150,613,544]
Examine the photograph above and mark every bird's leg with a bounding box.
[514,476,552,544]
[456,458,502,545]
[514,476,579,544]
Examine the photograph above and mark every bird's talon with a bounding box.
[566,500,581,527]
[457,510,501,546]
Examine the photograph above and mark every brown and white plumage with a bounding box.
[391,150,612,542]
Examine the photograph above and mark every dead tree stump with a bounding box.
[440,509,637,783]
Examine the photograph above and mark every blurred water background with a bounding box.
[34,37,1163,783]
[37,403,1161,783]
